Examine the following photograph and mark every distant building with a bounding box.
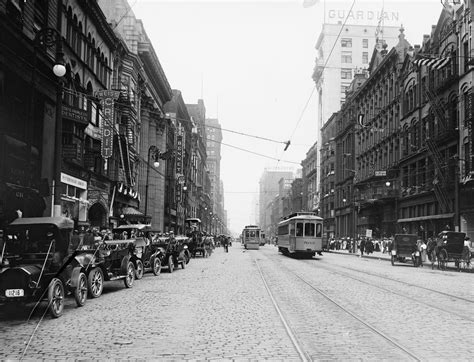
[259,168,294,235]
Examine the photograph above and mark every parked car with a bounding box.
[0,217,88,318]
[151,233,186,273]
[77,238,136,298]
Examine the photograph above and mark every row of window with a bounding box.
[278,222,323,237]
[341,52,369,64]
[65,7,110,87]
[341,38,369,49]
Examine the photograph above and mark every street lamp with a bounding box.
[144,145,163,219]
[33,27,66,216]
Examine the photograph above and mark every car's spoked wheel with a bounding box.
[48,278,64,318]
[168,255,174,273]
[87,267,104,298]
[152,257,162,276]
[124,262,135,288]
[74,272,88,307]
[135,260,144,280]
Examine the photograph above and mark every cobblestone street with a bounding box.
[1,245,473,360]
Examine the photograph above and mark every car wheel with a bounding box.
[135,259,144,280]
[152,257,162,276]
[168,255,174,273]
[74,272,88,307]
[48,278,64,318]
[87,267,104,298]
[184,250,191,264]
[391,255,395,266]
[124,262,135,288]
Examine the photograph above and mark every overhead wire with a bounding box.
[272,0,358,169]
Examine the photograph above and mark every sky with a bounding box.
[131,0,445,234]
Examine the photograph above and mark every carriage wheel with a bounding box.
[438,249,448,271]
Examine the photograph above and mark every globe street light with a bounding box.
[145,145,162,220]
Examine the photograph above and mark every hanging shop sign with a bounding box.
[175,127,184,204]
[95,90,119,159]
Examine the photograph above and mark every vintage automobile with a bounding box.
[0,217,88,318]
[77,237,136,298]
[111,224,163,279]
[390,234,420,267]
[152,234,186,273]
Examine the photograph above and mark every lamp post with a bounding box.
[34,27,66,217]
[144,145,162,220]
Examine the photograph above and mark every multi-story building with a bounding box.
[313,16,402,135]
[164,90,194,234]
[301,142,318,213]
[205,118,224,232]
[100,0,173,231]
[0,0,124,230]
[187,100,212,233]
[456,0,474,240]
[396,3,471,238]
[258,168,294,235]
[320,113,338,241]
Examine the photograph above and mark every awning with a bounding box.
[397,213,454,223]
[121,207,144,216]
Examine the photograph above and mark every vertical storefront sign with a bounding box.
[175,125,184,203]
[95,90,119,159]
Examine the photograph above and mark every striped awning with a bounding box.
[413,56,450,70]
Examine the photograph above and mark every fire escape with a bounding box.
[423,84,452,214]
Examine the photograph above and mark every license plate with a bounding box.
[5,289,24,297]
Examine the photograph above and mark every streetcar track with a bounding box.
[255,257,421,361]
[302,260,474,323]
[328,262,474,304]
[255,259,310,362]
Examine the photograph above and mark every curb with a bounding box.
[326,250,432,267]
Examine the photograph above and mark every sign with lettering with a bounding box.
[326,7,399,26]
[62,104,88,125]
[95,90,119,159]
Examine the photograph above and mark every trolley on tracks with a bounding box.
[277,212,323,257]
[242,225,262,250]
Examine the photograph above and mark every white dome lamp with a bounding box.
[52,62,66,78]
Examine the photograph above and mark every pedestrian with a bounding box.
[359,238,366,257]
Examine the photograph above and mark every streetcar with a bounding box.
[242,225,262,250]
[277,212,323,257]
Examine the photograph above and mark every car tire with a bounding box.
[87,267,104,298]
[152,257,162,276]
[168,255,174,273]
[135,259,144,280]
[74,272,88,307]
[48,278,65,318]
[124,261,135,288]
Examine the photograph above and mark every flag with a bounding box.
[303,0,319,8]
[413,56,450,70]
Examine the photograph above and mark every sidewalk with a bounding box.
[326,248,433,267]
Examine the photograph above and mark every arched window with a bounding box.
[66,7,73,44]
[71,14,78,52]
[77,22,83,57]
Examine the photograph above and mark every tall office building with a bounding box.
[313,4,403,134]
[259,168,294,234]
[205,118,224,222]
